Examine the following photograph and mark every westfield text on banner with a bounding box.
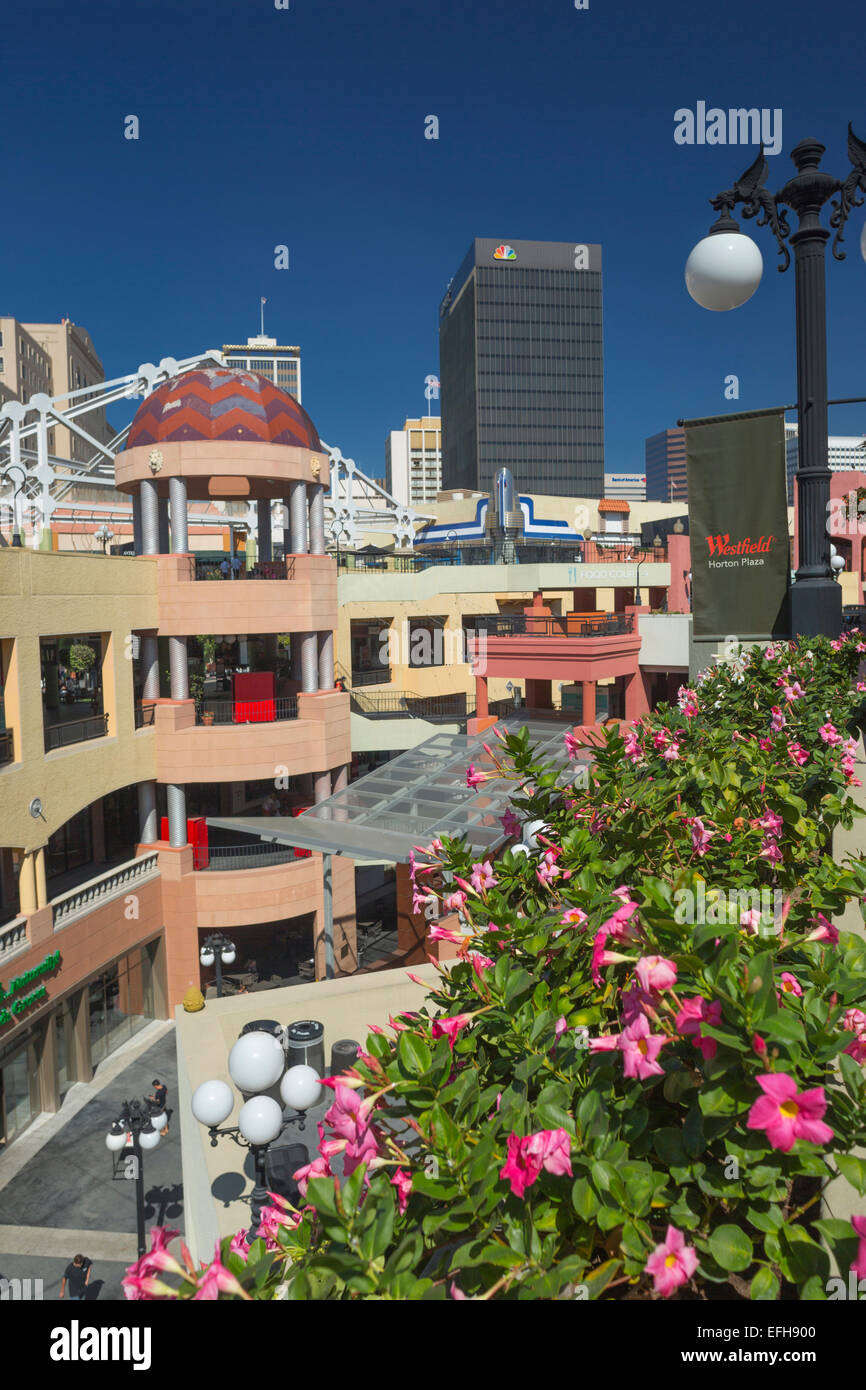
[684,409,790,640]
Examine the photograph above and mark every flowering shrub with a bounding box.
[144,632,866,1299]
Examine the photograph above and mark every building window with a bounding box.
[88,948,155,1068]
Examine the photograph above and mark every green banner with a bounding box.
[685,410,790,640]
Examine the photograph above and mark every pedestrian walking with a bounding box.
[60,1253,92,1300]
[148,1078,169,1136]
[220,557,230,579]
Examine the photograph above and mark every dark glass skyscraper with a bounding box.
[438,238,604,496]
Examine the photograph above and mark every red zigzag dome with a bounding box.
[126,367,322,450]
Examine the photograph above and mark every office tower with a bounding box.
[645,428,687,504]
[385,416,443,506]
[604,472,646,502]
[21,319,111,462]
[222,336,302,402]
[439,238,604,496]
[785,422,866,503]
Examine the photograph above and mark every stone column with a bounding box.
[317,631,334,691]
[289,480,308,554]
[300,633,318,693]
[166,783,188,848]
[169,476,188,553]
[475,673,489,719]
[17,851,37,915]
[314,769,332,804]
[157,497,170,555]
[140,481,159,556]
[141,634,159,700]
[34,846,48,909]
[138,780,158,843]
[257,499,272,564]
[169,636,189,700]
[309,484,325,555]
[132,492,143,556]
[581,680,597,726]
[332,763,349,795]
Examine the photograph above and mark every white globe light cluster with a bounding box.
[685,232,764,311]
[191,1031,324,1147]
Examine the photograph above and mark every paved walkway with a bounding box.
[0,1021,180,1300]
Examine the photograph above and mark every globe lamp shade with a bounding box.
[861,219,866,265]
[220,947,236,966]
[831,554,845,573]
[228,1031,285,1093]
[139,1128,161,1151]
[106,1127,128,1152]
[200,948,215,968]
[191,1078,234,1128]
[280,1064,322,1111]
[238,1094,283,1146]
[150,1111,166,1130]
[685,232,763,311]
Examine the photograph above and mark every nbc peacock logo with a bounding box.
[493,244,517,260]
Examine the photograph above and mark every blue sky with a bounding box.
[3,0,865,488]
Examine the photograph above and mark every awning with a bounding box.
[206,715,591,864]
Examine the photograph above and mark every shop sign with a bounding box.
[0,949,61,1027]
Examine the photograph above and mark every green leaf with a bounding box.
[708,1224,753,1272]
[836,1153,866,1195]
[505,968,533,1006]
[398,1030,431,1076]
[683,1106,705,1158]
[750,1265,779,1300]
[839,1051,865,1100]
[654,1128,687,1166]
[571,1177,600,1221]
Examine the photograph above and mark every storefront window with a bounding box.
[55,998,77,1099]
[47,806,93,881]
[0,1042,37,1148]
[88,950,158,1067]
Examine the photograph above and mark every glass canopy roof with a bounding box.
[206,716,593,863]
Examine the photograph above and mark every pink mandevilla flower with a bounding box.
[619,1013,668,1080]
[499,1128,573,1198]
[747,1073,833,1152]
[645,1226,698,1298]
[635,955,678,992]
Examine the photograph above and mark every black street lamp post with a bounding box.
[200,931,236,998]
[106,1096,166,1258]
[687,126,866,638]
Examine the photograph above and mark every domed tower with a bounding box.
[115,367,355,1001]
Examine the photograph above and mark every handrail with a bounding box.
[195,695,299,725]
[52,852,160,928]
[44,713,109,751]
[0,917,28,961]
[473,613,635,639]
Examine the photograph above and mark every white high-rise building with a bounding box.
[386,416,442,507]
[222,336,301,402]
[785,422,866,502]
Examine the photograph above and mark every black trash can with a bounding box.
[285,1020,325,1076]
[265,1143,309,1204]
[330,1039,360,1078]
[241,1019,283,1041]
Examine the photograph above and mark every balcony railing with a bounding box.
[0,917,28,962]
[193,843,302,871]
[473,613,635,639]
[52,852,160,930]
[187,557,296,582]
[134,701,157,729]
[44,713,109,752]
[335,542,667,573]
[349,690,472,720]
[195,695,299,725]
[0,729,14,766]
[350,667,391,688]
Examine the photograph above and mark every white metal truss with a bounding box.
[0,348,430,551]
